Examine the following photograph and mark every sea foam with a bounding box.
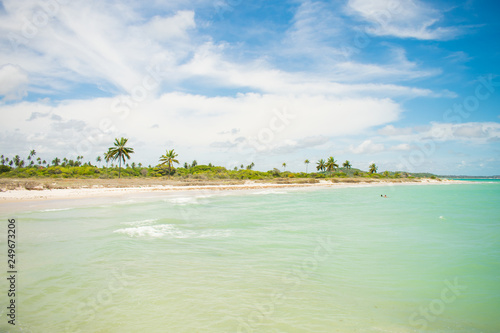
[114,224,231,239]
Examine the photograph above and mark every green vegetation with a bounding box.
[326,157,339,172]
[106,137,135,178]
[159,149,179,175]
[316,159,326,172]
[0,140,438,181]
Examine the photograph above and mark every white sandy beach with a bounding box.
[0,179,458,202]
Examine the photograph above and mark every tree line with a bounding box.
[1,137,385,178]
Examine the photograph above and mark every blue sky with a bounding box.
[0,0,499,175]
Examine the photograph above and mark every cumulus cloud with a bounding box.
[0,92,401,160]
[142,11,196,41]
[0,0,493,174]
[0,64,29,100]
[425,122,500,142]
[378,124,414,136]
[452,124,488,138]
[350,139,385,154]
[390,143,411,151]
[377,122,500,144]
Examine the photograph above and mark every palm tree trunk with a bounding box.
[119,158,121,178]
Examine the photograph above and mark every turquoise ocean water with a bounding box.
[1,182,499,332]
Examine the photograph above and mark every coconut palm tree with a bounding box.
[326,157,338,172]
[96,156,102,167]
[52,157,60,166]
[304,159,310,173]
[159,149,179,174]
[316,159,326,172]
[29,150,36,159]
[107,137,135,178]
[282,162,287,171]
[369,163,378,174]
[104,152,110,168]
[0,155,4,165]
[343,160,352,169]
[13,155,20,168]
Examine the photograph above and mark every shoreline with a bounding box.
[0,178,463,202]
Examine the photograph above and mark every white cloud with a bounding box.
[346,0,462,40]
[0,0,493,175]
[0,1,197,95]
[425,122,500,142]
[142,11,196,41]
[452,124,488,138]
[285,1,344,53]
[0,0,451,101]
[378,124,414,136]
[178,42,443,98]
[0,92,401,160]
[0,64,28,100]
[390,143,411,151]
[377,122,500,144]
[350,139,385,154]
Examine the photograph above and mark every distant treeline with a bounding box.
[0,163,433,180]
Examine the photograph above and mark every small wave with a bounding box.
[251,190,288,195]
[114,225,175,238]
[40,208,72,212]
[114,224,230,239]
[167,197,196,205]
[122,219,158,226]
[163,193,215,206]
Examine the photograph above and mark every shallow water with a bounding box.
[1,183,499,332]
